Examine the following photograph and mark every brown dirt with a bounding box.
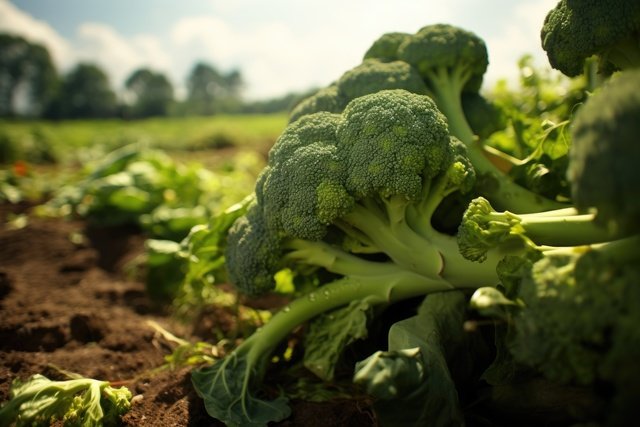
[0,204,376,426]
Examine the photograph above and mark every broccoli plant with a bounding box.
[191,19,640,427]
[192,89,510,426]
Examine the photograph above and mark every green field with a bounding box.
[0,113,288,165]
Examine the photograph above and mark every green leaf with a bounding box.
[303,299,372,381]
[354,291,470,427]
[191,354,291,427]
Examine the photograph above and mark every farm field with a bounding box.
[1,3,640,425]
[0,205,374,426]
[1,114,376,426]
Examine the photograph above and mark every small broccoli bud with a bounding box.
[457,197,522,262]
[225,205,282,295]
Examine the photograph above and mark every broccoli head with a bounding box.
[568,69,640,234]
[541,0,640,77]
[363,32,411,62]
[289,59,428,123]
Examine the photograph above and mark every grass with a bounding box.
[0,114,288,203]
[0,113,288,165]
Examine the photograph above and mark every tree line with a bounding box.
[0,33,305,120]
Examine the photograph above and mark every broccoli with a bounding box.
[457,196,622,263]
[541,0,640,77]
[289,59,428,123]
[392,24,566,213]
[0,374,132,426]
[568,69,640,235]
[363,32,411,62]
[458,67,640,262]
[497,235,640,426]
[457,65,640,425]
[192,90,508,426]
[292,24,568,213]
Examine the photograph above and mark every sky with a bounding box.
[0,0,559,101]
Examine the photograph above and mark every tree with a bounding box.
[0,33,57,117]
[47,63,117,119]
[185,62,243,115]
[124,68,174,118]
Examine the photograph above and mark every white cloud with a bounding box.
[75,23,171,89]
[483,0,558,88]
[0,0,74,69]
[0,0,563,101]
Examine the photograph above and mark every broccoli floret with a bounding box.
[541,0,640,77]
[336,59,428,102]
[289,85,345,123]
[363,32,411,62]
[289,60,428,123]
[193,89,505,426]
[457,196,621,263]
[568,69,640,235]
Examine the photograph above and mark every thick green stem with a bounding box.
[542,234,640,262]
[516,212,625,246]
[424,67,567,214]
[284,238,403,277]
[343,202,444,277]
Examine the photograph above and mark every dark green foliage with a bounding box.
[47,63,117,119]
[0,34,57,117]
[124,68,175,118]
[461,92,507,140]
[568,70,640,234]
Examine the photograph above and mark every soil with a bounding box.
[0,203,376,426]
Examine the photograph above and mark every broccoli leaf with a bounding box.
[191,354,290,427]
[354,291,469,427]
[303,299,372,381]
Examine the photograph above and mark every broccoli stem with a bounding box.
[342,201,444,277]
[284,238,407,277]
[422,66,566,213]
[477,208,625,248]
[541,234,640,262]
[239,271,455,377]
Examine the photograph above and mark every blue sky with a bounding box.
[1,0,559,100]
